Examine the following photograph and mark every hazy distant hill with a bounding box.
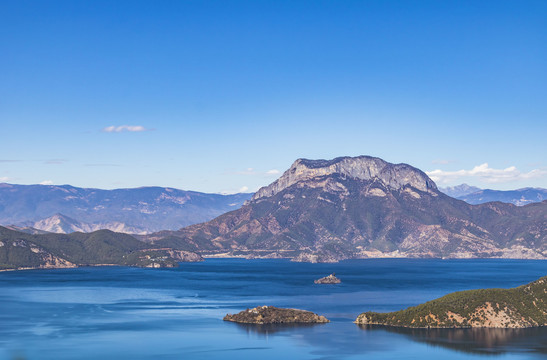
[454,188,547,206]
[145,156,547,262]
[439,184,481,198]
[0,184,252,234]
[17,213,148,234]
[440,184,547,206]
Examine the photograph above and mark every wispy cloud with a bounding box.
[84,163,122,167]
[228,168,281,176]
[44,159,67,165]
[101,125,151,133]
[427,163,547,184]
[0,176,10,182]
[431,159,456,165]
[39,180,54,185]
[235,168,256,175]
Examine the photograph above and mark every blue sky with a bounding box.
[1,0,546,193]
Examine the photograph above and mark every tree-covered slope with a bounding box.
[356,276,547,328]
[0,226,201,270]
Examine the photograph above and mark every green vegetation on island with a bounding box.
[224,306,329,324]
[356,276,547,328]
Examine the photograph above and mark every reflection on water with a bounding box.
[359,325,547,355]
[229,321,397,359]
[232,321,547,358]
[231,322,328,335]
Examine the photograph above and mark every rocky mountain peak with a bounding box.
[251,155,437,201]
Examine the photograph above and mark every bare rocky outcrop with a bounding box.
[0,236,77,271]
[292,252,341,263]
[158,248,203,262]
[314,273,341,284]
[128,248,203,268]
[224,306,329,324]
[252,156,437,201]
[35,251,77,269]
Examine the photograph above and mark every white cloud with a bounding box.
[39,180,53,185]
[0,176,10,182]
[101,125,150,133]
[220,185,251,195]
[266,169,280,175]
[426,163,547,184]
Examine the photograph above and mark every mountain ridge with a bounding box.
[0,183,252,234]
[252,156,437,201]
[2,179,545,236]
[453,187,547,206]
[145,156,547,262]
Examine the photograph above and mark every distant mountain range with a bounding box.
[440,184,547,206]
[1,180,544,237]
[144,156,547,261]
[2,156,546,268]
[439,184,482,198]
[0,183,251,234]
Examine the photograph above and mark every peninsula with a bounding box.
[355,276,547,328]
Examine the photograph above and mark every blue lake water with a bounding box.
[0,258,545,359]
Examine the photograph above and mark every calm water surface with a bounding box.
[0,259,545,359]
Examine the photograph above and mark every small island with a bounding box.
[314,273,341,284]
[355,276,547,328]
[224,306,329,324]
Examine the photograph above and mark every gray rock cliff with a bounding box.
[252,156,437,201]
